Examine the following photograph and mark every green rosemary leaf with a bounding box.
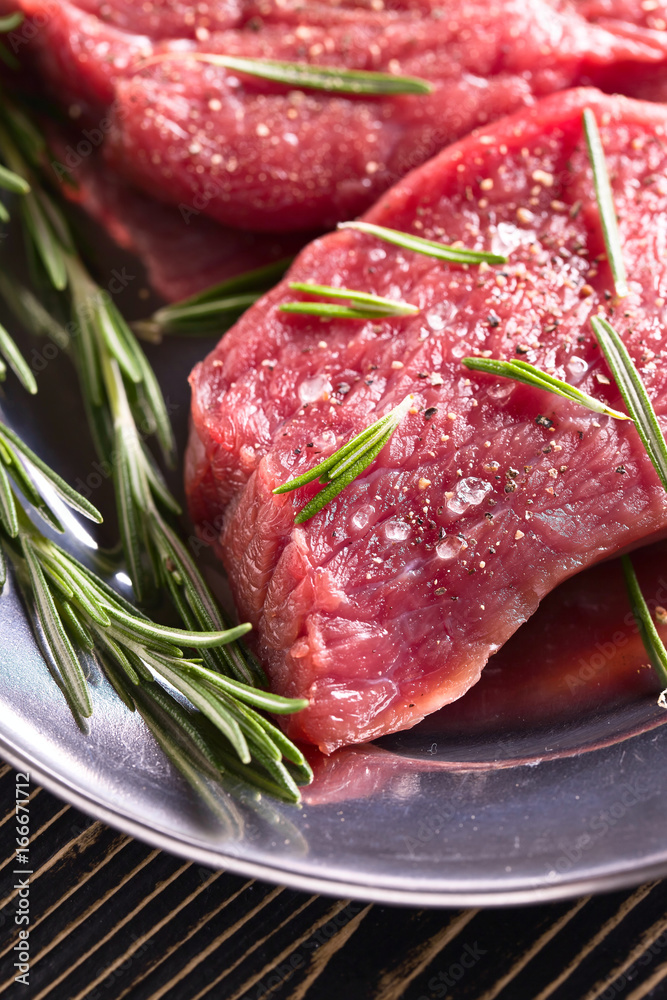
[0,200,8,223]
[57,546,145,621]
[120,645,155,683]
[149,293,260,331]
[284,282,419,317]
[126,379,159,441]
[27,495,65,534]
[295,425,395,523]
[462,356,629,420]
[0,544,7,591]
[273,396,411,524]
[139,700,248,824]
[0,276,71,350]
[153,660,251,763]
[0,423,103,522]
[110,324,176,465]
[328,396,413,482]
[145,258,293,337]
[582,108,629,299]
[96,650,137,712]
[139,443,182,516]
[274,395,412,497]
[40,557,76,601]
[591,315,667,489]
[0,162,29,195]
[43,549,112,627]
[0,12,23,32]
[179,258,293,308]
[151,514,262,686]
[94,628,143,685]
[203,689,284,763]
[209,741,302,802]
[280,302,404,319]
[338,221,507,265]
[19,194,68,291]
[34,188,74,254]
[1,103,45,167]
[243,742,301,804]
[129,353,176,466]
[72,296,104,408]
[168,575,261,684]
[102,603,252,650]
[22,539,92,717]
[142,52,432,95]
[180,660,308,715]
[137,681,224,771]
[139,707,223,806]
[57,598,96,652]
[113,442,153,605]
[2,444,44,511]
[622,555,667,690]
[251,712,313,774]
[0,460,18,537]
[93,295,143,384]
[0,320,38,394]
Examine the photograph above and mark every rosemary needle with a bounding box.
[274,395,413,522]
[281,282,418,319]
[338,221,507,265]
[138,53,433,95]
[141,258,292,338]
[582,108,629,299]
[0,95,312,802]
[0,418,311,800]
[591,316,667,490]
[621,555,667,692]
[462,356,629,421]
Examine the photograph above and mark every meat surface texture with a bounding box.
[7,0,667,232]
[187,89,667,752]
[51,137,308,302]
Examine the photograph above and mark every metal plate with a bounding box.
[1,225,666,908]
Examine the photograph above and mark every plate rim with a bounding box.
[4,732,667,908]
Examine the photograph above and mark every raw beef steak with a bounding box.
[187,89,667,751]
[7,0,667,231]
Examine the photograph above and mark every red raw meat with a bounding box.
[51,138,308,302]
[7,0,667,231]
[187,89,667,752]
[304,539,667,803]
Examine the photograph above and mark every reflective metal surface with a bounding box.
[1,224,667,907]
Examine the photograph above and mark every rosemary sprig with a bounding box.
[462,356,629,420]
[582,108,629,299]
[0,425,310,800]
[338,221,507,265]
[274,395,413,523]
[591,316,667,489]
[138,53,433,95]
[281,282,418,319]
[0,98,312,801]
[136,258,292,339]
[621,555,667,694]
[0,162,29,196]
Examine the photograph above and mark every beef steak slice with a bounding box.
[190,87,667,752]
[9,0,667,231]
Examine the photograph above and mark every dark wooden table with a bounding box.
[1,762,666,1000]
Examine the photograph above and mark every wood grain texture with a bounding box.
[0,769,666,1000]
